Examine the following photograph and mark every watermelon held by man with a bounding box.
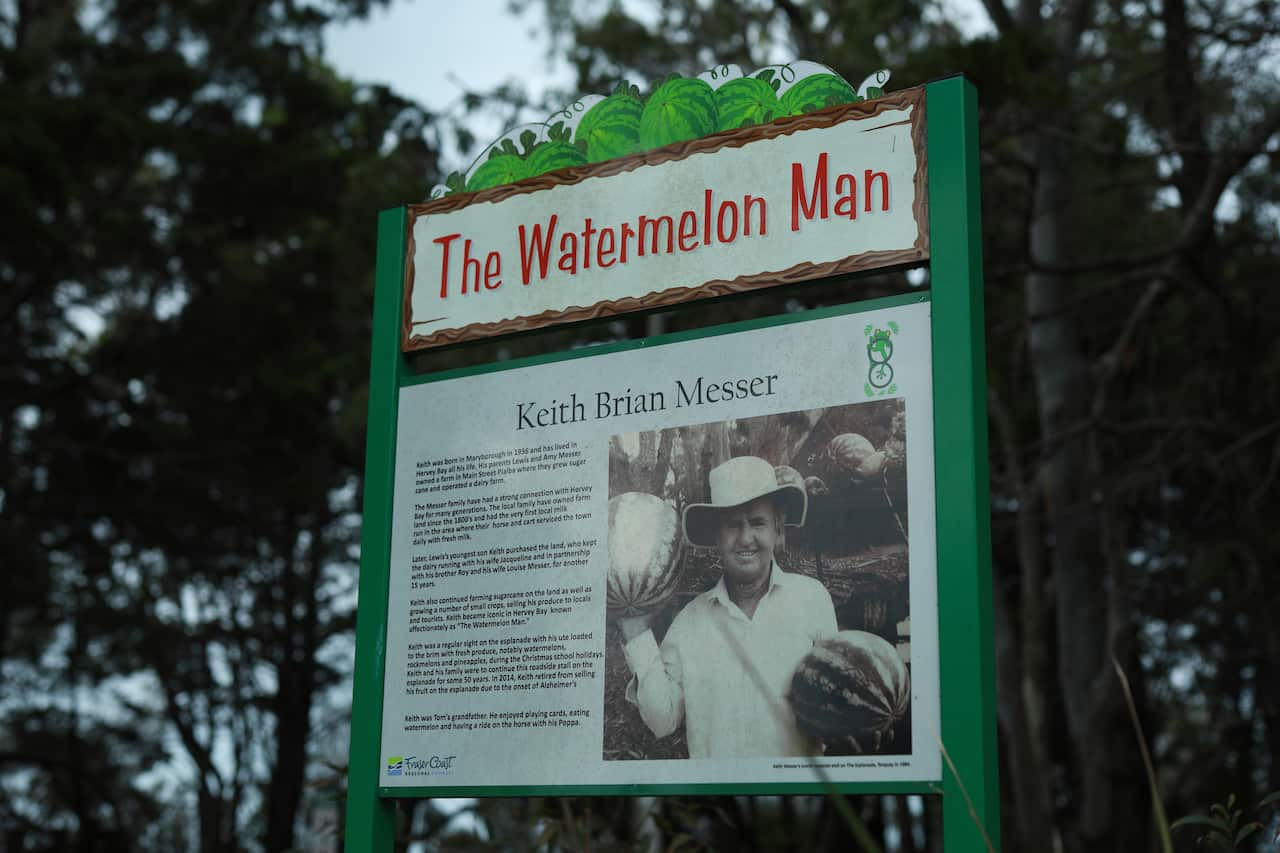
[790,630,910,754]
[606,492,683,617]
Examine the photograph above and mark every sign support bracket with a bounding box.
[927,75,1001,852]
[346,207,411,848]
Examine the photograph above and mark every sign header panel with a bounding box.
[403,89,927,352]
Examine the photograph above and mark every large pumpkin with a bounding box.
[823,432,887,482]
[790,630,910,752]
[606,492,683,616]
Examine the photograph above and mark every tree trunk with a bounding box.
[1025,129,1147,851]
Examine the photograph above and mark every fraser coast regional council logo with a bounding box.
[385,753,458,777]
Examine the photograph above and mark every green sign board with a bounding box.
[346,74,997,851]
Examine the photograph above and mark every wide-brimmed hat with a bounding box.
[683,456,807,547]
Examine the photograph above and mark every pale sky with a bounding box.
[324,0,573,108]
[324,0,574,170]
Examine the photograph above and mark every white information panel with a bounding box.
[379,299,940,788]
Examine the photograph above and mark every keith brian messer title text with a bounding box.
[516,373,778,430]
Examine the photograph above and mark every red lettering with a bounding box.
[791,153,829,230]
[597,227,618,268]
[703,189,713,245]
[580,218,596,269]
[744,195,766,236]
[483,251,502,289]
[460,239,482,293]
[517,215,557,285]
[619,222,636,264]
[557,231,579,274]
[864,169,889,212]
[638,215,674,255]
[433,233,462,298]
[678,211,698,251]
[835,173,858,220]
[716,200,739,243]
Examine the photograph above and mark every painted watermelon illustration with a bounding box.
[574,92,644,163]
[524,140,589,177]
[714,76,780,131]
[466,153,530,192]
[606,492,683,616]
[638,77,717,150]
[790,630,910,752]
[778,73,859,116]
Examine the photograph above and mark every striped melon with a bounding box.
[790,630,910,752]
[803,475,829,496]
[778,73,859,116]
[466,153,530,192]
[525,140,589,177]
[606,492,683,616]
[714,76,780,131]
[822,433,886,482]
[574,93,644,163]
[639,77,717,150]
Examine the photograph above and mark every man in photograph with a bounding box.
[616,455,838,758]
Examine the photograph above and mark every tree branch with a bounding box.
[979,0,1016,34]
[1179,98,1280,247]
[771,0,816,59]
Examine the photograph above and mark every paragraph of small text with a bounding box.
[404,632,602,695]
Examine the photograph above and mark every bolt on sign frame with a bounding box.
[345,76,997,851]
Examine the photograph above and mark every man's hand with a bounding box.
[617,613,654,643]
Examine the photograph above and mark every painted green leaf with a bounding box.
[546,121,571,143]
[639,77,717,150]
[519,129,538,155]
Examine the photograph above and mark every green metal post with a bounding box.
[344,207,408,851]
[927,76,1001,851]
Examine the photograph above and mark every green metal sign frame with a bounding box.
[345,76,997,851]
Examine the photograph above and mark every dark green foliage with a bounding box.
[0,1,436,850]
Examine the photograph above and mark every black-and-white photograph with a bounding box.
[603,399,912,761]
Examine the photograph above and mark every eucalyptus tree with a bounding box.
[495,1,1280,850]
[0,1,436,849]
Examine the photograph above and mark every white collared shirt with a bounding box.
[623,564,838,758]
